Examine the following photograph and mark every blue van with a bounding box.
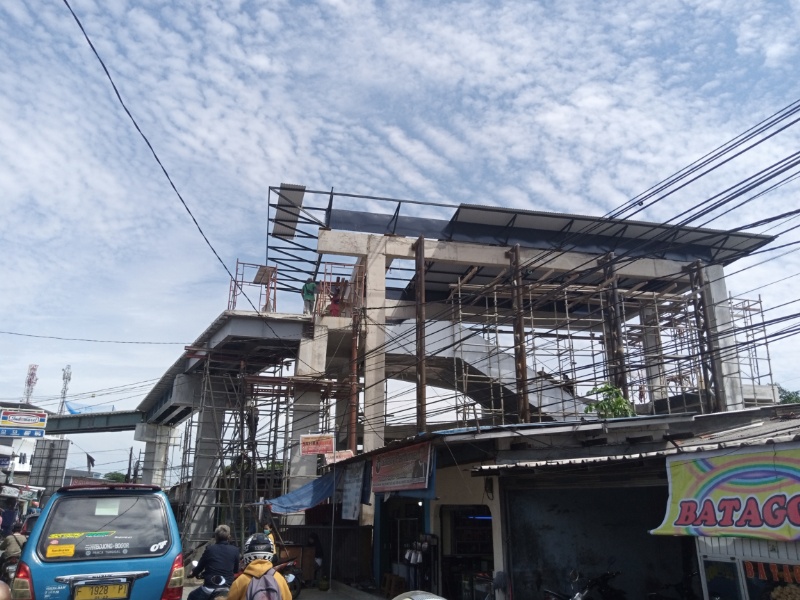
[12,484,184,600]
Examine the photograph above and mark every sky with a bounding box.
[2,0,800,482]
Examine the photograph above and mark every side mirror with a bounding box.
[285,574,296,583]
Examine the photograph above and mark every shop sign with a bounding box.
[18,489,38,501]
[0,458,9,468]
[745,560,800,585]
[324,450,354,465]
[0,409,47,438]
[652,443,800,541]
[300,434,334,455]
[0,486,20,498]
[342,462,364,521]
[372,442,431,493]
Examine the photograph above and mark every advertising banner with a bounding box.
[300,434,334,455]
[342,462,364,521]
[652,443,800,541]
[0,409,47,438]
[324,450,354,465]
[372,442,431,493]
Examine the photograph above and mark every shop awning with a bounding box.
[261,470,342,514]
[652,442,800,541]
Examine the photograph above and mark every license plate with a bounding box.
[74,583,129,599]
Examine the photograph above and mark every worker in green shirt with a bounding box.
[301,277,317,315]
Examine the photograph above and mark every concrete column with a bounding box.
[134,423,172,487]
[641,304,668,404]
[363,235,387,453]
[186,404,226,548]
[703,264,744,411]
[360,235,387,529]
[286,324,328,524]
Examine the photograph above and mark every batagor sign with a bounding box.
[652,443,800,541]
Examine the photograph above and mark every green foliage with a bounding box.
[104,471,126,482]
[779,385,800,404]
[584,383,636,418]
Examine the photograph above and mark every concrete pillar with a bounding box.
[286,324,328,524]
[134,423,172,487]
[186,405,226,547]
[641,304,668,404]
[363,235,387,453]
[703,264,744,411]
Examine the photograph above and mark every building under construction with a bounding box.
[133,184,778,550]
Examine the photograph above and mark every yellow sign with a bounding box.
[46,544,75,558]
[652,444,800,541]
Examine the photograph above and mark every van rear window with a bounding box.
[37,494,171,561]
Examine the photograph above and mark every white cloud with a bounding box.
[2,0,800,471]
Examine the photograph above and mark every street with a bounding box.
[182,579,384,600]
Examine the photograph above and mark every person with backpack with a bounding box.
[227,533,292,600]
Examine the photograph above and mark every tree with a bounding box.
[104,471,126,482]
[584,383,636,418]
[779,385,800,404]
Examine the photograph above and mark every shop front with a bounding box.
[653,442,800,600]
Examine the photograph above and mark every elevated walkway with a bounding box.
[135,311,582,428]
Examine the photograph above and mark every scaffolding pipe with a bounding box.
[348,309,360,453]
[601,253,630,400]
[508,245,531,423]
[414,236,427,432]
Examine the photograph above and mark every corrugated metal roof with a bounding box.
[472,414,800,474]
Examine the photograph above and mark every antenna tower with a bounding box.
[22,364,38,404]
[58,365,72,415]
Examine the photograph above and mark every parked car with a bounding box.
[12,484,184,600]
[19,514,38,536]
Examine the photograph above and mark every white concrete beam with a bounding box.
[317,230,690,281]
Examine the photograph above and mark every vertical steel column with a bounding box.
[508,244,531,423]
[348,309,360,453]
[414,236,427,432]
[600,254,629,399]
[687,262,716,413]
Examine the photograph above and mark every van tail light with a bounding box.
[11,560,34,599]
[160,553,184,600]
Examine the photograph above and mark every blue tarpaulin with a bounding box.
[263,470,342,514]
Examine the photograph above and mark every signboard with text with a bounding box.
[300,434,335,456]
[372,442,431,493]
[0,409,47,438]
[652,443,800,541]
[324,450,354,465]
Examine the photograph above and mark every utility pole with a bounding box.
[125,447,133,482]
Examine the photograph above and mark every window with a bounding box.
[37,494,171,561]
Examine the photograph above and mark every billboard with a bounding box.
[0,409,47,438]
[300,434,335,455]
[372,442,431,493]
[652,443,800,541]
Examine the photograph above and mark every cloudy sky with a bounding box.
[2,0,800,480]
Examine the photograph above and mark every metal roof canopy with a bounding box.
[329,203,772,265]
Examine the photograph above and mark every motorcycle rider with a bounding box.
[227,533,292,600]
[188,524,240,600]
